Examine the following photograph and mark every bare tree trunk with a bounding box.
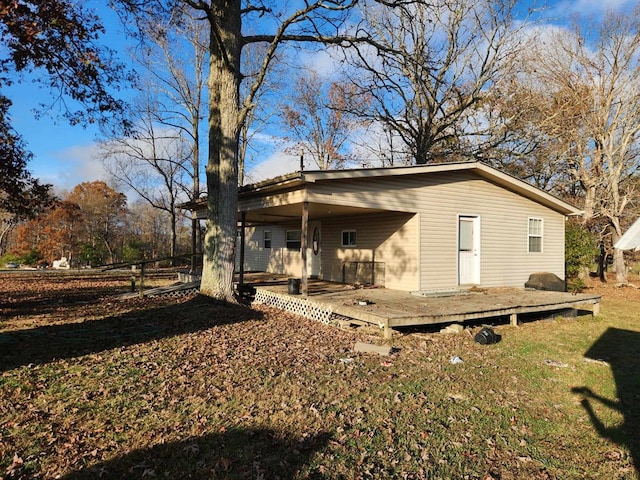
[581,182,598,225]
[597,243,607,283]
[191,114,200,272]
[238,121,248,185]
[0,218,16,256]
[190,217,198,273]
[614,247,626,285]
[105,239,115,265]
[610,218,628,285]
[200,4,240,301]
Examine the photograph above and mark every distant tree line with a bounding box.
[4,1,640,292]
[1,181,190,268]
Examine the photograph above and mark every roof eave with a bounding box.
[184,161,581,217]
[471,163,581,216]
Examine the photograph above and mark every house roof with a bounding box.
[181,161,581,217]
[237,161,581,216]
[614,217,640,250]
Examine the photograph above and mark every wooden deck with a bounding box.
[244,275,601,338]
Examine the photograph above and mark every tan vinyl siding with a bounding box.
[237,225,302,276]
[274,223,304,276]
[236,226,274,272]
[308,177,424,212]
[238,169,568,291]
[321,212,419,291]
[309,171,566,290]
[480,204,565,287]
[415,175,566,290]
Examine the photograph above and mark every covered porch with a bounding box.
[236,199,403,295]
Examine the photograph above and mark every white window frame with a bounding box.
[341,230,357,247]
[528,217,543,253]
[286,230,301,251]
[263,230,271,249]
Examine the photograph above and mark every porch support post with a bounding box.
[190,216,197,274]
[301,201,309,296]
[139,262,145,299]
[239,211,246,285]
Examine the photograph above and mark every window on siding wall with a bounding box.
[263,230,271,249]
[286,230,301,251]
[342,230,357,247]
[459,220,473,251]
[528,218,543,253]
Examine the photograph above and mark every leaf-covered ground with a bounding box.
[1,271,639,479]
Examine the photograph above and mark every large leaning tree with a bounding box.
[115,0,373,301]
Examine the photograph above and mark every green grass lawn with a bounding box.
[1,273,639,479]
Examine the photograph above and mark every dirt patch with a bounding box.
[579,273,640,302]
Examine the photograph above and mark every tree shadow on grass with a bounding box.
[0,295,262,372]
[0,273,143,317]
[572,328,640,478]
[59,428,330,480]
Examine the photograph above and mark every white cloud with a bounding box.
[299,49,343,78]
[549,0,635,16]
[31,142,145,202]
[30,143,110,192]
[291,44,350,80]
[58,144,108,182]
[245,149,301,184]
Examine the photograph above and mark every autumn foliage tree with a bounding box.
[66,182,127,265]
[13,201,81,264]
[13,182,127,266]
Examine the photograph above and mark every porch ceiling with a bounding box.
[242,202,391,225]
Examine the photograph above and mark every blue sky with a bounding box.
[9,0,637,195]
[7,1,132,194]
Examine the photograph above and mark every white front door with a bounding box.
[458,215,480,285]
[307,222,321,278]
